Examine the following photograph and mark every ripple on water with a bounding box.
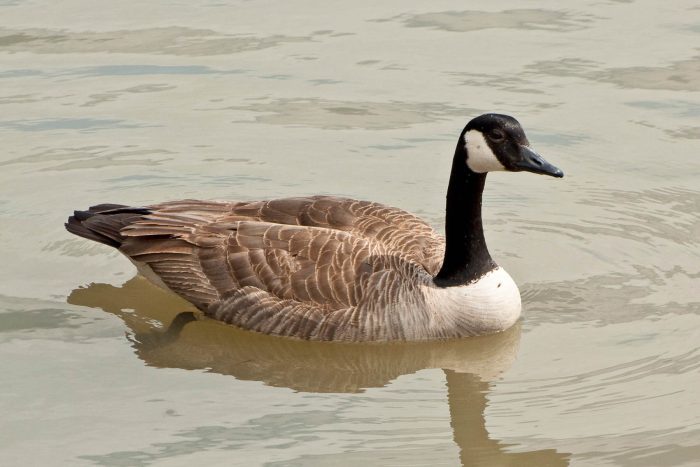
[225,98,475,130]
[513,187,700,248]
[0,27,312,56]
[0,146,174,170]
[0,118,149,133]
[377,9,595,32]
[522,265,700,326]
[0,294,101,337]
[526,55,700,92]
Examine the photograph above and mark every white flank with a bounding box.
[464,130,506,173]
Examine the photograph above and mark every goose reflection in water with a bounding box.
[68,276,570,466]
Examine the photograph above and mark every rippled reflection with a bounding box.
[68,276,571,465]
[68,277,522,391]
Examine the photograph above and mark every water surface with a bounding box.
[1,1,699,465]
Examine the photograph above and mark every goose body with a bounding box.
[66,114,563,341]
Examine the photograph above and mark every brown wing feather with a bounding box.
[224,196,444,274]
[139,196,444,272]
[69,196,442,340]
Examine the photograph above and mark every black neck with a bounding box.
[434,140,496,287]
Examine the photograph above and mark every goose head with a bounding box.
[462,113,564,178]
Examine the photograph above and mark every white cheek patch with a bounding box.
[464,130,506,173]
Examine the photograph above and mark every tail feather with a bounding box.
[65,204,152,248]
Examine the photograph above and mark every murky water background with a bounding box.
[1,1,699,465]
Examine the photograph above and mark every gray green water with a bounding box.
[1,1,699,465]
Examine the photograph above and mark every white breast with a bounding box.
[420,267,521,337]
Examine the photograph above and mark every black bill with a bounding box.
[515,146,564,178]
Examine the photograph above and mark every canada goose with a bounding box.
[66,113,563,341]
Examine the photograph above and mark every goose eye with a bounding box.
[490,130,505,142]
